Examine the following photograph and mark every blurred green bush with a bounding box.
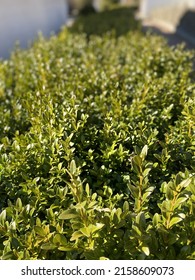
[69,6,141,37]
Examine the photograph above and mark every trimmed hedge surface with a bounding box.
[0,9,195,260]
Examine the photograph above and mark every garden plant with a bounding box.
[0,7,195,260]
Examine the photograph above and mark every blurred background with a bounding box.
[0,0,195,58]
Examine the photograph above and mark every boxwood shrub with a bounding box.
[0,9,195,260]
[69,6,141,37]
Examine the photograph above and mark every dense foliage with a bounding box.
[0,8,195,260]
[69,7,141,37]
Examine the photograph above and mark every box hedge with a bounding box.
[0,8,195,260]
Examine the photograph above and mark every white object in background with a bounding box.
[0,0,68,58]
[139,0,195,18]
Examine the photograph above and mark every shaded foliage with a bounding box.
[69,7,141,37]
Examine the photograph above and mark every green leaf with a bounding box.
[132,155,142,174]
[11,237,20,249]
[169,216,183,228]
[80,226,91,237]
[59,209,78,220]
[70,160,77,175]
[94,223,104,232]
[58,246,74,251]
[178,213,185,219]
[141,246,150,256]
[154,153,162,162]
[33,177,40,184]
[136,212,146,229]
[142,186,155,201]
[70,231,83,241]
[36,217,42,227]
[34,226,46,237]
[140,145,148,160]
[53,234,67,246]
[167,233,178,245]
[80,223,104,238]
[88,201,97,209]
[161,200,172,212]
[175,173,183,185]
[153,213,161,227]
[16,198,22,211]
[189,183,195,195]
[132,224,142,236]
[180,245,191,256]
[166,185,174,200]
[58,162,63,170]
[179,178,192,189]
[41,243,57,250]
[85,183,90,196]
[10,221,16,230]
[174,197,188,209]
[0,210,6,224]
[157,225,169,234]
[143,167,151,177]
[47,208,54,218]
[123,201,129,212]
[1,251,15,260]
[127,183,139,198]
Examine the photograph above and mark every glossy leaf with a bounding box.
[169,217,183,228]
[59,209,78,220]
[41,243,57,250]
